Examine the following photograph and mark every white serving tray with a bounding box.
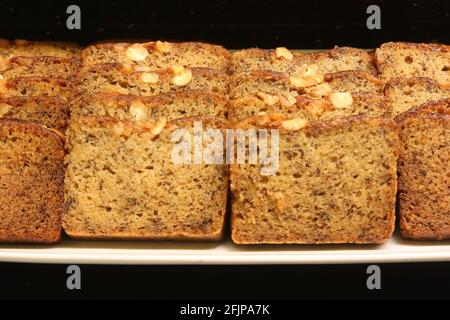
[1,233,450,264]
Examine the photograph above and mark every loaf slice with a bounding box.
[64,116,229,240]
[375,42,450,84]
[231,47,376,75]
[231,47,310,73]
[0,119,64,243]
[82,41,230,71]
[77,63,229,96]
[0,39,81,58]
[0,77,75,99]
[396,99,450,240]
[231,115,398,244]
[228,92,390,123]
[71,91,228,121]
[1,56,79,80]
[384,77,450,116]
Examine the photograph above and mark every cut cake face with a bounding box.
[0,120,65,243]
[231,115,398,244]
[63,116,229,240]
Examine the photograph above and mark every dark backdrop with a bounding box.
[0,0,449,300]
[0,0,449,48]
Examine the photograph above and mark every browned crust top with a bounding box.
[70,116,231,133]
[232,48,309,61]
[79,90,229,108]
[231,69,289,82]
[0,118,66,146]
[232,69,382,85]
[80,63,227,78]
[0,95,67,107]
[233,91,387,107]
[3,76,74,87]
[395,99,450,123]
[379,41,450,53]
[324,70,382,84]
[309,46,373,60]
[384,76,448,91]
[236,113,398,135]
[83,41,230,59]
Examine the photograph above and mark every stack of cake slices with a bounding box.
[375,42,449,240]
[229,46,399,244]
[0,39,448,244]
[63,40,231,240]
[0,39,80,243]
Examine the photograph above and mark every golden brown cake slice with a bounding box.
[396,99,450,240]
[231,115,398,244]
[82,41,230,71]
[0,96,69,130]
[375,42,450,84]
[384,77,450,116]
[71,91,228,121]
[0,119,64,243]
[0,77,75,99]
[64,116,229,240]
[228,92,390,123]
[231,47,376,75]
[1,56,80,80]
[77,63,229,96]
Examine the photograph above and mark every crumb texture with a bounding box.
[0,120,64,243]
[77,64,229,96]
[82,41,230,71]
[396,100,450,240]
[385,77,450,116]
[376,42,450,84]
[63,117,229,240]
[231,117,398,244]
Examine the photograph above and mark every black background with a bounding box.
[2,262,450,300]
[0,0,449,48]
[0,0,450,301]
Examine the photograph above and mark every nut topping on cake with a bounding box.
[328,92,353,108]
[171,66,192,86]
[125,43,149,61]
[275,47,293,60]
[281,118,309,130]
